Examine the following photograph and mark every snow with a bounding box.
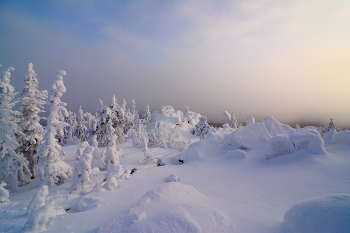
[226,116,292,149]
[1,116,350,233]
[332,130,350,145]
[283,194,350,233]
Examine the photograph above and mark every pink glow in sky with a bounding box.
[0,0,349,127]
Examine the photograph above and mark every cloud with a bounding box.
[0,0,349,127]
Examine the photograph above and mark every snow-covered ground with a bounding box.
[1,127,350,232]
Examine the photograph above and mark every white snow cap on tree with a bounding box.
[103,135,123,168]
[70,146,98,193]
[0,66,31,191]
[91,135,104,170]
[18,63,48,179]
[26,185,49,216]
[75,141,89,160]
[0,181,10,203]
[35,70,72,187]
[194,115,211,140]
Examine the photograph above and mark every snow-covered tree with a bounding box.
[103,163,123,191]
[194,115,210,140]
[70,146,98,193]
[0,66,31,190]
[103,135,123,168]
[23,185,57,232]
[142,137,154,164]
[142,104,152,125]
[74,106,87,142]
[35,70,72,187]
[223,111,239,129]
[26,185,48,216]
[323,118,341,134]
[64,111,77,142]
[91,135,104,170]
[129,123,148,148]
[95,99,111,146]
[75,141,89,160]
[0,181,10,203]
[84,111,97,141]
[18,63,48,179]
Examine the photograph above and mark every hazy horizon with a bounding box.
[1,0,349,128]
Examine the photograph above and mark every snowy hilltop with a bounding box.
[0,64,350,233]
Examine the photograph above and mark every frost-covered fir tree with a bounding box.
[323,118,341,134]
[75,141,89,160]
[129,123,148,148]
[142,137,154,164]
[142,104,152,125]
[26,185,48,216]
[18,63,48,178]
[23,185,57,232]
[103,162,123,191]
[0,181,10,203]
[95,99,111,146]
[0,66,31,190]
[74,106,88,142]
[103,135,123,168]
[35,70,72,187]
[91,135,104,170]
[65,111,77,142]
[194,115,210,140]
[223,111,238,129]
[70,146,98,193]
[84,111,97,141]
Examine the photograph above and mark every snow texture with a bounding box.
[284,194,350,233]
[264,129,325,159]
[26,185,48,216]
[97,182,229,233]
[0,181,10,203]
[226,116,292,149]
[332,130,350,145]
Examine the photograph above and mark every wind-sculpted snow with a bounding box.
[264,128,326,159]
[283,194,350,233]
[226,116,292,149]
[332,130,350,145]
[97,182,230,233]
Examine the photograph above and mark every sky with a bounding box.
[0,0,349,128]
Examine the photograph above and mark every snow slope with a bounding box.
[1,128,350,233]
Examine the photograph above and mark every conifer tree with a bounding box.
[0,66,31,190]
[75,106,87,142]
[18,63,48,178]
[194,115,210,140]
[35,70,72,187]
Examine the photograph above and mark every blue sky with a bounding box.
[1,0,349,127]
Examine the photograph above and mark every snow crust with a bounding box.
[284,194,350,233]
[97,182,229,233]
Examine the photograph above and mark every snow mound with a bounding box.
[97,182,229,233]
[283,194,350,233]
[73,196,100,212]
[332,130,350,145]
[165,174,181,182]
[226,150,247,160]
[264,129,325,159]
[226,116,292,149]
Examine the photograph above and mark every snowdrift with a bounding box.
[264,128,326,159]
[332,130,350,145]
[226,116,292,149]
[283,194,350,233]
[97,182,229,233]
